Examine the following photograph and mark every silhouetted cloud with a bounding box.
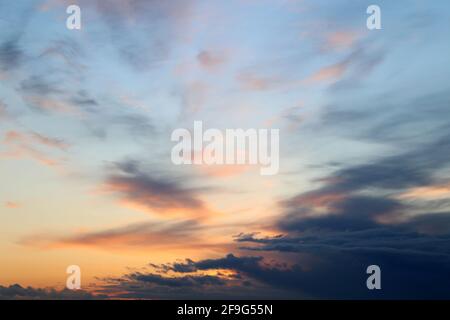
[127,273,225,287]
[166,254,264,274]
[103,160,206,215]
[228,130,450,298]
[0,284,99,300]
[100,254,298,299]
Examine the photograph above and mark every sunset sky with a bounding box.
[1,0,450,299]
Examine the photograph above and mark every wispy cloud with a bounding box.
[20,219,205,251]
[4,201,20,209]
[100,160,207,217]
[1,130,70,167]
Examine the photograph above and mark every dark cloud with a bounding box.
[105,160,206,213]
[0,284,99,300]
[322,90,450,146]
[215,103,450,299]
[167,254,264,274]
[0,39,23,72]
[100,254,298,299]
[289,130,450,201]
[280,196,402,233]
[235,223,450,299]
[242,128,450,298]
[403,212,450,235]
[127,273,225,287]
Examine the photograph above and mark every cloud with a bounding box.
[41,0,195,71]
[0,101,8,119]
[322,30,360,52]
[1,130,70,167]
[166,253,264,274]
[235,227,450,299]
[0,39,22,72]
[276,120,450,233]
[19,75,63,96]
[304,45,384,86]
[21,219,204,251]
[23,96,76,114]
[2,0,449,301]
[4,201,20,209]
[3,130,69,151]
[304,62,347,84]
[0,284,99,300]
[0,1,36,74]
[197,50,227,70]
[39,39,86,72]
[29,132,70,151]
[237,72,282,91]
[101,160,206,216]
[99,253,298,299]
[15,39,92,115]
[224,130,450,298]
[280,195,402,233]
[126,273,225,287]
[397,184,450,200]
[323,90,450,146]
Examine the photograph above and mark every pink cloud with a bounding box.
[303,62,347,84]
[323,31,360,52]
[5,201,20,209]
[1,130,70,167]
[197,50,228,70]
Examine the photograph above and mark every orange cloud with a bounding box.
[323,31,360,51]
[1,130,69,167]
[97,160,217,219]
[5,201,20,209]
[304,62,347,84]
[19,219,230,255]
[397,185,450,200]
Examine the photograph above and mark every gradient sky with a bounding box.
[1,0,450,299]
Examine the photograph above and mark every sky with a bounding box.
[1,0,450,299]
